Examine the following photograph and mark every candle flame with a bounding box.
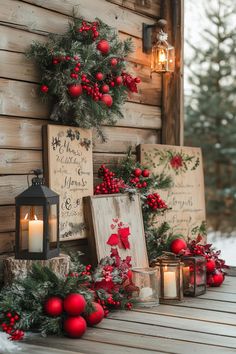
[164,265,168,272]
[24,213,28,220]
[34,215,38,221]
[159,50,166,63]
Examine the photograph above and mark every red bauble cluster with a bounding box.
[94,164,125,195]
[146,193,168,211]
[129,168,150,189]
[97,39,110,54]
[170,238,187,255]
[122,72,141,93]
[77,20,99,40]
[1,312,24,341]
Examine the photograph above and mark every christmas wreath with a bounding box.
[27,17,141,139]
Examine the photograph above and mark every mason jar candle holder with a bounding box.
[156,255,183,303]
[131,267,160,307]
[182,256,206,296]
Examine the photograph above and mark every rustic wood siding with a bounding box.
[0,0,162,270]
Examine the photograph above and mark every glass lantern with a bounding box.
[156,255,183,303]
[182,256,206,296]
[132,267,160,307]
[15,170,60,260]
[151,41,175,73]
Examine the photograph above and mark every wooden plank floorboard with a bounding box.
[97,318,236,348]
[109,310,236,337]
[199,291,236,302]
[172,298,236,314]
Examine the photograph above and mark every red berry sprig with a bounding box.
[1,312,24,341]
[77,21,99,40]
[94,164,126,194]
[146,193,168,211]
[122,72,141,93]
[129,168,150,189]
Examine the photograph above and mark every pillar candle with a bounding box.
[164,271,177,298]
[28,217,43,252]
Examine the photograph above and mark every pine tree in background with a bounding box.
[185,0,236,232]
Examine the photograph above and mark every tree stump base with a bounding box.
[3,254,70,285]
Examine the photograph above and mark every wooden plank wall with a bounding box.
[0,0,162,277]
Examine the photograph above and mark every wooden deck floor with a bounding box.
[21,276,236,354]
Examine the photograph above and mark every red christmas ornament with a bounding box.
[44,297,63,317]
[97,39,110,54]
[63,293,86,316]
[96,72,104,81]
[63,316,87,338]
[115,76,123,85]
[101,94,113,107]
[133,168,142,177]
[68,84,83,98]
[40,84,49,93]
[110,58,118,66]
[170,238,187,254]
[85,302,104,326]
[142,169,150,178]
[135,77,141,83]
[101,84,110,93]
[206,259,216,273]
[207,270,224,287]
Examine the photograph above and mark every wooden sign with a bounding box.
[84,194,149,267]
[43,124,93,241]
[139,144,206,239]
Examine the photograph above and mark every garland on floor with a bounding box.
[26,17,141,140]
[0,250,133,341]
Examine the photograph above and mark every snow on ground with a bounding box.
[208,232,236,266]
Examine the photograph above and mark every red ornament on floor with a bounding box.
[206,259,216,273]
[63,293,86,316]
[44,297,63,317]
[170,238,187,254]
[63,316,87,338]
[85,302,104,326]
[207,270,224,287]
[68,84,83,97]
[101,94,113,107]
[97,39,110,54]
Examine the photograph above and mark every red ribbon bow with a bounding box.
[107,227,131,249]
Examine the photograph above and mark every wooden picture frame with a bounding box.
[84,193,149,267]
[138,144,206,240]
[43,124,93,241]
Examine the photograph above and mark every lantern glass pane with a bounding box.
[183,256,206,296]
[151,44,175,73]
[132,267,160,306]
[19,205,44,253]
[48,204,58,249]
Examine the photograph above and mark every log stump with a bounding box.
[3,254,70,285]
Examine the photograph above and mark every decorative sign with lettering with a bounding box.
[43,124,93,241]
[139,144,206,239]
[83,194,149,267]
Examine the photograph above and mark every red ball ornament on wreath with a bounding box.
[97,39,110,55]
[84,302,104,326]
[170,238,187,254]
[101,84,110,93]
[63,316,87,338]
[110,58,118,66]
[115,76,123,85]
[206,259,216,273]
[63,293,86,316]
[134,168,142,177]
[142,169,150,178]
[96,72,104,81]
[40,84,49,93]
[44,297,63,317]
[101,94,113,107]
[68,84,83,98]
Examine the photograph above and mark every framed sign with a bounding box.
[84,193,149,267]
[139,144,206,239]
[43,124,93,241]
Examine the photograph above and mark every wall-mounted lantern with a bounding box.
[143,19,175,73]
[15,169,60,260]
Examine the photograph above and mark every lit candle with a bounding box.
[28,215,43,252]
[164,269,177,298]
[139,287,153,301]
[20,213,28,249]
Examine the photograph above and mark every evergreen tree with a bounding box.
[185,0,236,232]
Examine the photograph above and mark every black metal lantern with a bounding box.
[15,170,60,260]
[182,256,206,296]
[155,253,183,303]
